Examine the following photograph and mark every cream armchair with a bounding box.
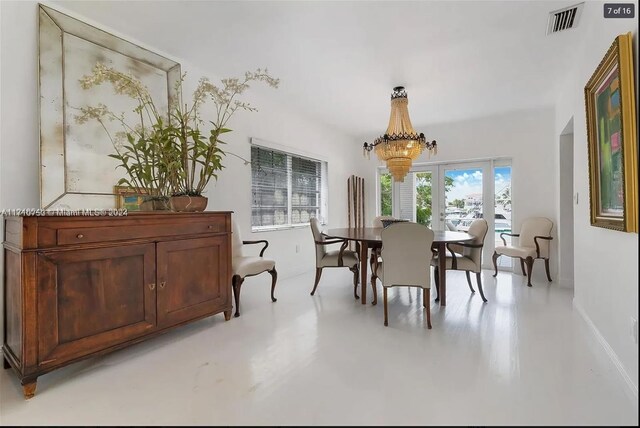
[492,217,553,287]
[431,219,488,302]
[375,222,435,328]
[231,222,277,317]
[310,218,360,298]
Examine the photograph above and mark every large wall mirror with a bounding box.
[39,5,181,209]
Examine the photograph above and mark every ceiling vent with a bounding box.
[547,2,583,34]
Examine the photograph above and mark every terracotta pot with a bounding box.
[140,197,170,211]
[170,195,208,212]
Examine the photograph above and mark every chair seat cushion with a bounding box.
[430,253,478,272]
[320,250,358,268]
[233,256,276,278]
[495,245,536,259]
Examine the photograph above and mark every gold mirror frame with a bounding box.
[584,32,637,233]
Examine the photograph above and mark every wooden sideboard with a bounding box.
[2,212,232,399]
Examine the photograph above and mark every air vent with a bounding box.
[547,2,583,34]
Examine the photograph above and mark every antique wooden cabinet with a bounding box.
[2,212,232,398]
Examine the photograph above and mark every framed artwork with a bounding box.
[39,5,181,209]
[584,32,637,232]
[114,186,148,211]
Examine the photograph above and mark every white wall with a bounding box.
[0,0,362,339]
[554,0,638,395]
[357,106,559,279]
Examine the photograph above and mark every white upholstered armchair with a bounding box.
[375,222,435,328]
[231,222,277,317]
[430,219,489,302]
[309,218,360,298]
[492,217,553,287]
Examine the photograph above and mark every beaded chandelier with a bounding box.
[363,86,437,182]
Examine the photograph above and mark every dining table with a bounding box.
[324,227,475,306]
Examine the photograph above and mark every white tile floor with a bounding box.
[0,269,637,425]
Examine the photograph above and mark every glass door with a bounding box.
[378,159,512,270]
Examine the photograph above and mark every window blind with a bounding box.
[251,145,327,230]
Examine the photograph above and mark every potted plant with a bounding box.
[165,70,279,211]
[76,64,279,212]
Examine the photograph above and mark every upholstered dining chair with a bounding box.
[310,218,360,298]
[492,217,553,287]
[231,222,277,317]
[370,215,394,276]
[373,215,395,228]
[430,218,489,302]
[374,222,435,328]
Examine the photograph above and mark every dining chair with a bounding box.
[430,218,489,302]
[369,216,394,278]
[492,217,553,287]
[309,218,360,298]
[231,221,277,317]
[374,222,435,328]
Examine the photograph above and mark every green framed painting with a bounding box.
[585,32,637,233]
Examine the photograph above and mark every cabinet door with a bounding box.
[157,236,230,327]
[37,244,156,366]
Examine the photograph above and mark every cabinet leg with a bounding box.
[3,356,11,370]
[224,310,232,321]
[22,379,37,399]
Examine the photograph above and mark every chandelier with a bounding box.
[363,86,436,182]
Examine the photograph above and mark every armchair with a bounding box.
[231,222,277,317]
[492,217,553,287]
[430,219,488,302]
[310,218,359,298]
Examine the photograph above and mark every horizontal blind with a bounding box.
[251,145,325,229]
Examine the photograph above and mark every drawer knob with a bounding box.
[208,225,214,229]
[76,234,84,239]
[148,283,156,290]
[159,281,166,289]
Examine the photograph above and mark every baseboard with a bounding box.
[573,298,638,402]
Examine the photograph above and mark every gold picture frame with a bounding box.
[114,186,149,212]
[584,32,637,232]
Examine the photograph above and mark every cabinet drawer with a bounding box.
[56,218,226,246]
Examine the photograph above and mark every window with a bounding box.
[251,145,327,231]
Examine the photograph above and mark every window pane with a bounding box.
[415,172,433,227]
[379,173,392,216]
[495,166,512,268]
[251,145,326,229]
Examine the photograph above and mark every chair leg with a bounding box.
[383,287,389,327]
[425,288,432,329]
[524,256,534,287]
[465,271,475,293]
[371,273,378,306]
[310,268,323,295]
[434,267,440,302]
[232,275,244,317]
[349,265,359,300]
[520,258,526,275]
[544,259,552,282]
[492,252,499,277]
[476,272,487,302]
[269,268,278,302]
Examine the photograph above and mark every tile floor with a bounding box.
[0,269,637,425]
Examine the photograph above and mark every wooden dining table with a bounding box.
[324,227,475,306]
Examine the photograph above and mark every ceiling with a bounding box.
[54,0,584,139]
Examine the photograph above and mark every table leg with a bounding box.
[359,241,368,305]
[438,242,447,306]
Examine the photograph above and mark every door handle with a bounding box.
[159,281,166,289]
[148,283,156,290]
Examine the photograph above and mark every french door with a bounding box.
[378,159,512,269]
